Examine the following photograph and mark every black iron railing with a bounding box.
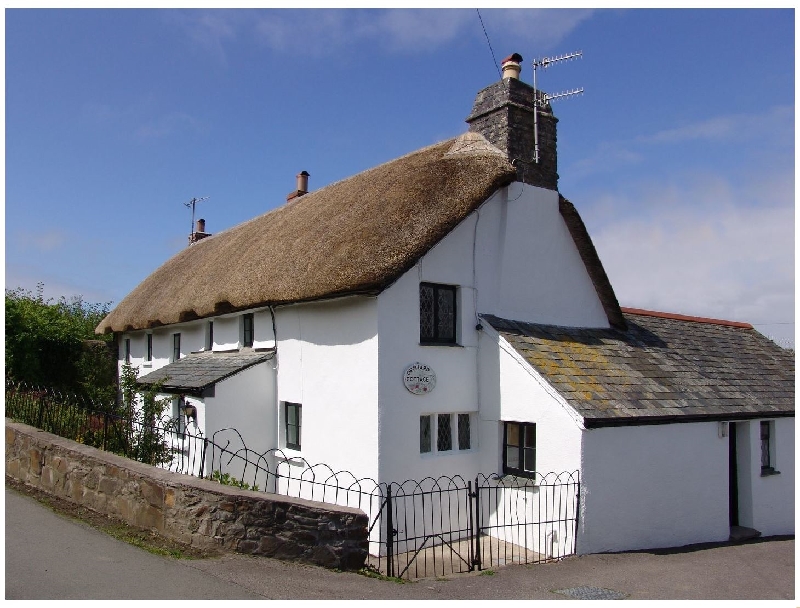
[5,381,579,578]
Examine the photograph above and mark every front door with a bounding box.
[728,423,739,526]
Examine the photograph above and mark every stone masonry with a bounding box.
[5,421,368,570]
[466,76,559,191]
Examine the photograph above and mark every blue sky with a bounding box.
[5,8,795,346]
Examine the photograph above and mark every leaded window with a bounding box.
[420,415,432,453]
[420,283,457,345]
[437,413,453,451]
[503,422,536,478]
[458,413,471,450]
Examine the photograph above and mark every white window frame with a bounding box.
[420,412,474,455]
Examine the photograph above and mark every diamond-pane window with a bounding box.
[420,283,457,344]
[458,413,471,450]
[437,413,452,451]
[420,415,432,453]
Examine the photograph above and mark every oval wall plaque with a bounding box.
[404,362,436,395]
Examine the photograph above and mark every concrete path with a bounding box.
[5,486,794,600]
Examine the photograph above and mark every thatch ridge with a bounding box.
[97,136,517,334]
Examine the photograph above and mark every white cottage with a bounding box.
[96,54,793,555]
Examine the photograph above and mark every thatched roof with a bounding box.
[97,134,518,334]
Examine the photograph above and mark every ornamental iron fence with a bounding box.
[5,381,579,578]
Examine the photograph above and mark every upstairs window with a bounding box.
[420,283,457,345]
[145,334,152,362]
[172,333,181,362]
[124,338,131,364]
[503,422,536,478]
[242,314,254,348]
[206,321,214,351]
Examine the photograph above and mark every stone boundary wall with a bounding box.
[5,421,368,570]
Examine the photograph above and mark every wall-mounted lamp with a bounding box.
[182,402,198,425]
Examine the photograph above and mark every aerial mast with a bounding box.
[531,51,584,163]
[184,196,209,242]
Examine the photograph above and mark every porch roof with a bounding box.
[136,349,274,395]
[483,311,794,428]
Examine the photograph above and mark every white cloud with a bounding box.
[82,97,205,142]
[173,9,594,58]
[588,176,794,347]
[135,111,206,141]
[14,229,66,253]
[642,105,792,145]
[568,105,793,181]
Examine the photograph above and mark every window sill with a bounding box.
[419,342,463,348]
[761,468,781,477]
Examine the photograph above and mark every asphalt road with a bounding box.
[5,485,795,600]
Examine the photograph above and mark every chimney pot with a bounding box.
[296,171,309,194]
[287,171,310,202]
[196,218,206,233]
[501,53,523,80]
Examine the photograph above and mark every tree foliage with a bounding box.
[5,283,116,403]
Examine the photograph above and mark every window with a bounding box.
[420,283,457,345]
[172,333,181,362]
[124,338,131,364]
[503,422,536,477]
[285,402,301,450]
[242,314,254,348]
[206,321,214,351]
[437,413,453,451]
[420,413,472,454]
[457,413,471,450]
[760,421,779,475]
[420,415,432,453]
[145,334,152,362]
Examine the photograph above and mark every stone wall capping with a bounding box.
[5,420,368,570]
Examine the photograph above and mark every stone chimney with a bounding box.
[286,171,310,202]
[188,218,211,245]
[466,53,558,190]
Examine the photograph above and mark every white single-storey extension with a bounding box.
[97,54,793,555]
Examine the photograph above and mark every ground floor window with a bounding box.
[285,402,302,450]
[420,413,472,454]
[760,420,779,475]
[503,421,536,477]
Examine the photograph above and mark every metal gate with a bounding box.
[375,471,580,579]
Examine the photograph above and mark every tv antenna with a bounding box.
[531,51,584,163]
[184,196,209,240]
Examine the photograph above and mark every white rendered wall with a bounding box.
[473,183,609,327]
[274,297,380,483]
[734,418,794,536]
[376,182,603,486]
[579,422,730,555]
[212,316,240,351]
[203,361,277,486]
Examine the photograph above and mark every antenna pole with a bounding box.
[531,51,583,164]
[184,196,209,241]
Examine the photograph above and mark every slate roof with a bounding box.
[483,310,794,428]
[136,350,274,395]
